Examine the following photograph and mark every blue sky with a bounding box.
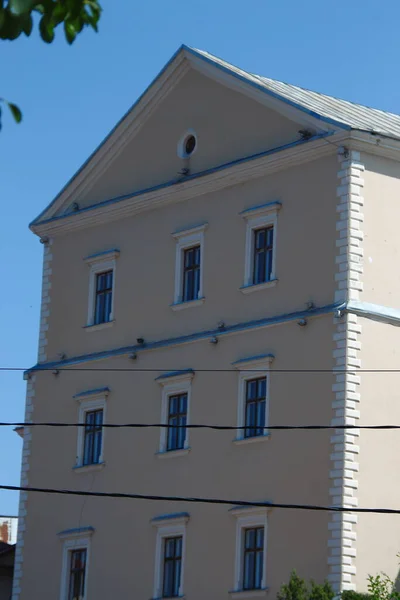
[1,0,400,516]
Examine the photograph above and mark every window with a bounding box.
[240,201,281,293]
[68,549,87,600]
[183,246,200,302]
[231,508,268,596]
[58,527,94,600]
[94,270,113,324]
[84,249,119,329]
[73,388,108,470]
[167,393,187,451]
[163,536,183,598]
[177,130,197,158]
[244,378,266,438]
[171,223,207,309]
[152,513,189,600]
[243,527,264,590]
[232,354,274,443]
[156,370,193,456]
[83,409,103,465]
[253,227,274,285]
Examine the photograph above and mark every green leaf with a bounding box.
[64,19,76,44]
[39,14,54,42]
[21,12,33,35]
[8,0,35,15]
[7,102,22,123]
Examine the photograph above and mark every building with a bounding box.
[0,520,17,546]
[13,46,400,600]
[0,542,15,600]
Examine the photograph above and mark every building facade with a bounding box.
[13,46,400,600]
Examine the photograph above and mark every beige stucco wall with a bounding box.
[20,316,336,599]
[355,317,400,590]
[77,69,303,209]
[46,153,338,363]
[361,154,400,307]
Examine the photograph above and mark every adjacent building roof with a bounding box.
[194,48,400,139]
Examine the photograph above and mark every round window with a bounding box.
[185,135,196,156]
[178,130,197,158]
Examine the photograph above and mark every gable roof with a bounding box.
[31,45,400,229]
[194,48,400,139]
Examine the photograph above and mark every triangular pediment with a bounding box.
[32,46,342,228]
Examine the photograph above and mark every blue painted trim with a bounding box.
[155,369,194,381]
[183,46,351,130]
[84,248,120,261]
[346,300,400,326]
[32,132,334,229]
[172,222,208,236]
[57,526,95,537]
[25,302,344,375]
[232,353,275,366]
[73,387,110,399]
[151,512,190,522]
[239,201,281,216]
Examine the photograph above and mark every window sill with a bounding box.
[152,596,185,600]
[73,462,106,473]
[240,280,278,294]
[170,298,205,311]
[233,434,271,446]
[230,588,269,599]
[84,320,115,332]
[156,448,191,459]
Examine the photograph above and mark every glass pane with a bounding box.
[256,527,264,548]
[175,537,183,557]
[255,550,263,588]
[243,551,255,590]
[174,558,181,596]
[246,380,257,400]
[245,528,255,549]
[163,560,173,597]
[258,378,266,399]
[179,394,187,412]
[83,432,93,465]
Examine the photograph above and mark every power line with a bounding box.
[3,421,400,430]
[1,484,399,514]
[2,366,400,373]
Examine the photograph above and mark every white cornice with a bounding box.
[32,135,337,237]
[347,130,400,162]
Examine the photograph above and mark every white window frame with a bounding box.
[152,513,189,600]
[233,355,274,444]
[58,528,93,600]
[75,390,108,469]
[84,249,119,329]
[240,202,281,293]
[171,223,207,310]
[156,371,193,456]
[230,507,268,596]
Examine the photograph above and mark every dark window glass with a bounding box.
[167,393,187,451]
[162,536,182,598]
[185,135,196,155]
[243,527,264,590]
[94,270,113,325]
[253,226,274,285]
[68,549,87,600]
[83,409,103,465]
[245,377,266,438]
[182,246,200,302]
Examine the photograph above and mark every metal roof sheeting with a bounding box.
[193,48,400,139]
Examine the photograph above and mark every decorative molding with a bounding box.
[328,150,364,592]
[25,302,340,374]
[172,223,206,305]
[73,387,110,400]
[57,526,95,539]
[31,134,336,238]
[152,514,188,600]
[11,374,36,600]
[240,280,278,294]
[38,240,53,363]
[231,507,269,594]
[84,248,120,264]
